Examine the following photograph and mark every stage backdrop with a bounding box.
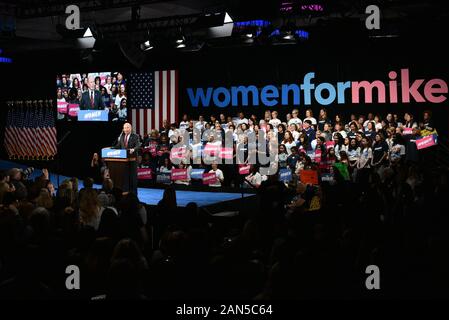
[1,39,449,179]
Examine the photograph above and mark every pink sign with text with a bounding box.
[416,135,436,150]
[57,101,68,114]
[220,147,234,159]
[239,164,250,175]
[137,168,153,180]
[171,168,188,180]
[202,172,217,185]
[68,104,79,117]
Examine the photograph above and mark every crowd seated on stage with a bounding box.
[0,108,447,299]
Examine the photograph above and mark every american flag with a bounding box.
[4,104,57,159]
[129,70,178,137]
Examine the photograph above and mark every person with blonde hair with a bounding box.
[79,188,102,230]
[35,188,54,210]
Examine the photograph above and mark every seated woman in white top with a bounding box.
[209,163,224,187]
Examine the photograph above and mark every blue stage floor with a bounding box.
[0,160,252,207]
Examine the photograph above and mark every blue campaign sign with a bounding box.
[101,148,127,159]
[78,110,109,121]
[279,168,292,182]
[190,169,205,179]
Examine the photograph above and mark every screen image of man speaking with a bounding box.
[79,76,102,110]
[112,122,141,194]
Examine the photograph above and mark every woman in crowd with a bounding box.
[389,133,406,165]
[333,133,345,160]
[115,72,126,86]
[371,133,389,170]
[209,163,224,187]
[318,108,331,131]
[244,165,263,189]
[118,98,127,121]
[282,131,296,155]
[297,133,310,153]
[174,162,192,186]
[71,77,80,90]
[115,84,126,108]
[104,75,112,94]
[355,137,373,184]
[304,109,317,126]
[101,87,111,109]
[364,121,377,141]
[159,158,172,174]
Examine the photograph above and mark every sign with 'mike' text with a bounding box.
[187,69,447,108]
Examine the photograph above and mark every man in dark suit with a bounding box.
[112,122,141,195]
[79,76,102,110]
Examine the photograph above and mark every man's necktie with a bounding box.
[90,91,94,108]
[124,134,129,148]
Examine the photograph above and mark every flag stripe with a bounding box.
[162,70,167,126]
[4,105,57,159]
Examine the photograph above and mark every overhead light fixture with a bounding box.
[176,36,185,44]
[140,40,154,51]
[224,12,233,23]
[83,27,93,38]
[282,31,294,40]
[245,33,253,38]
[176,43,186,48]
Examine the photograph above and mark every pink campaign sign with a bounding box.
[202,172,217,185]
[416,135,436,150]
[68,104,80,117]
[57,101,68,114]
[315,149,322,163]
[170,147,187,159]
[171,168,188,181]
[403,128,413,135]
[137,168,153,180]
[220,147,234,159]
[204,143,220,156]
[239,164,250,175]
[325,141,335,149]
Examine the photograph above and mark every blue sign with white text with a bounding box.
[78,110,109,121]
[279,168,292,182]
[101,148,127,159]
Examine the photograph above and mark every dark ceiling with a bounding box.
[1,0,448,54]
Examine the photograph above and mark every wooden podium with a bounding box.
[102,148,137,193]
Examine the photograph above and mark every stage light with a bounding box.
[140,40,154,51]
[282,31,294,40]
[176,43,186,48]
[224,12,233,23]
[83,27,93,38]
[245,33,253,38]
[176,36,185,44]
